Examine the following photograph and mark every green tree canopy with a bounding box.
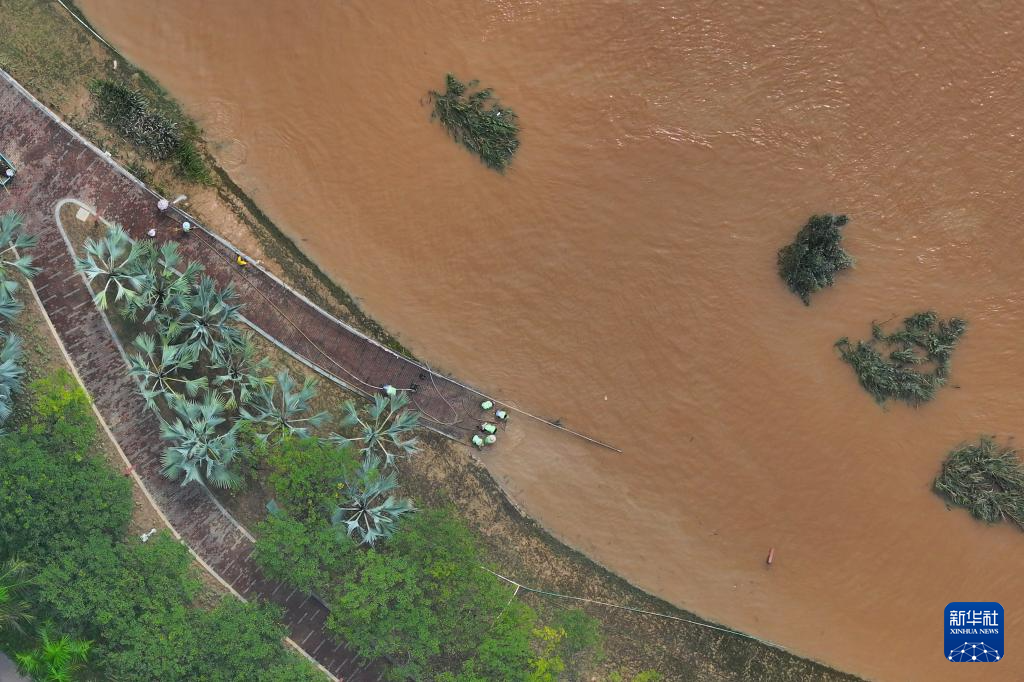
[34,532,199,642]
[254,513,356,594]
[267,436,358,523]
[327,509,512,679]
[0,421,131,558]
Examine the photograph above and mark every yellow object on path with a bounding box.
[236,254,248,266]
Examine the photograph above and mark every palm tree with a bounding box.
[159,393,241,489]
[0,294,23,323]
[127,332,206,408]
[126,241,203,323]
[75,224,151,310]
[331,453,415,545]
[0,557,33,635]
[0,210,39,285]
[240,370,329,442]
[16,626,91,682]
[0,333,24,427]
[210,332,271,409]
[172,275,242,356]
[330,392,421,468]
[0,211,38,323]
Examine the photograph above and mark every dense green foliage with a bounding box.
[33,533,199,640]
[935,437,1024,528]
[328,510,514,678]
[256,486,610,680]
[836,311,967,406]
[254,514,356,594]
[100,599,322,682]
[777,213,853,305]
[22,370,97,461]
[268,436,358,522]
[0,372,131,557]
[435,602,537,682]
[265,436,414,546]
[553,608,604,677]
[429,74,520,172]
[0,370,322,680]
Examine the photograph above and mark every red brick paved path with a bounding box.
[0,69,506,680]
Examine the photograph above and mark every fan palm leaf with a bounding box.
[239,370,328,442]
[171,275,242,356]
[0,333,24,427]
[331,453,415,545]
[0,557,34,635]
[126,241,203,323]
[159,393,241,488]
[330,392,421,467]
[210,332,271,409]
[0,290,23,323]
[127,332,206,408]
[75,224,151,310]
[0,211,39,281]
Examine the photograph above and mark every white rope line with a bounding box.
[481,567,785,650]
[54,0,115,50]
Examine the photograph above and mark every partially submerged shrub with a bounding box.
[836,311,966,406]
[429,74,519,172]
[176,140,212,185]
[934,437,1024,528]
[777,214,853,304]
[91,80,181,159]
[91,80,212,182]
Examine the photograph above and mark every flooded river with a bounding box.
[75,1,1024,679]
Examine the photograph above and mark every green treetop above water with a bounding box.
[935,437,1024,529]
[836,311,967,407]
[777,213,853,305]
[429,74,520,172]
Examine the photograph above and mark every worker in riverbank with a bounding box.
[236,254,249,267]
[157,198,169,212]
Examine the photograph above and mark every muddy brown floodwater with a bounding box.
[76,1,1024,679]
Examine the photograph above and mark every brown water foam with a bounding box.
[75,1,1024,678]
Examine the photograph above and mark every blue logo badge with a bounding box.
[945,602,1003,662]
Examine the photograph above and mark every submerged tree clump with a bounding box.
[429,73,519,172]
[777,213,853,305]
[934,437,1024,529]
[835,311,967,406]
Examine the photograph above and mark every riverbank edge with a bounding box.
[16,3,861,679]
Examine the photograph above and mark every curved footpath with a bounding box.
[0,69,482,680]
[0,72,490,441]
